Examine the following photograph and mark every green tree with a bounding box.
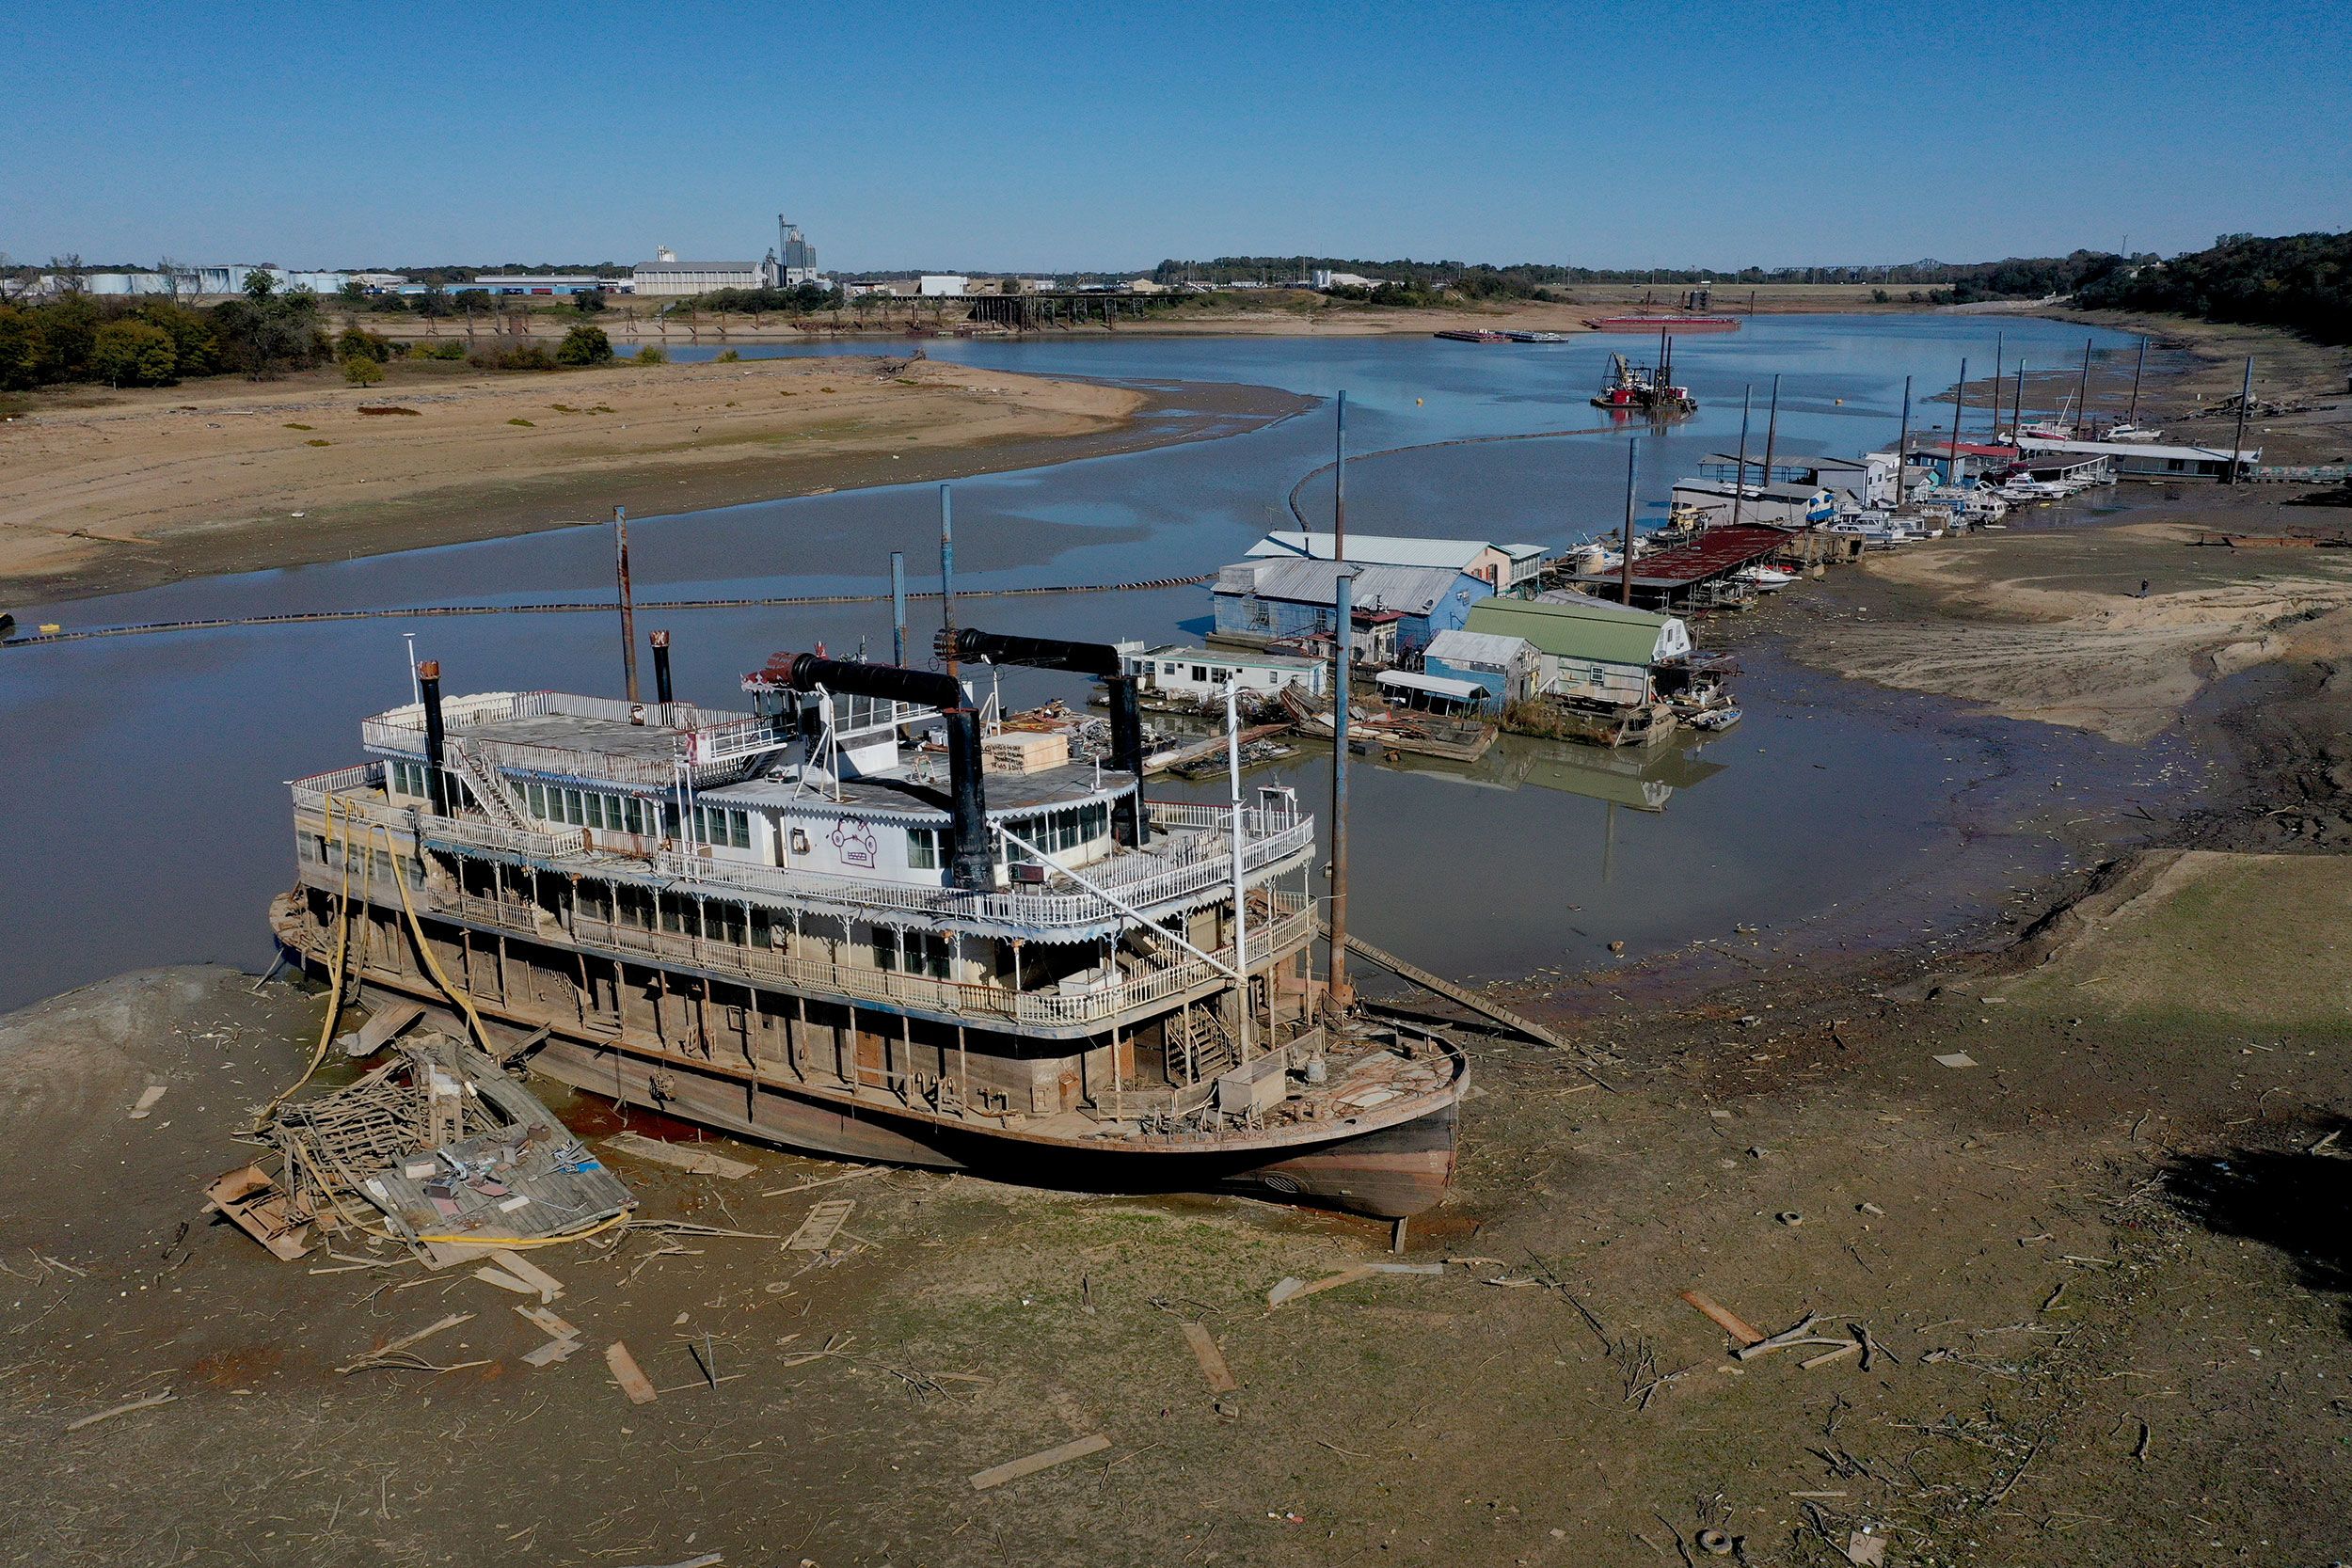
[135,301,217,375]
[89,320,179,386]
[243,268,278,300]
[634,344,667,365]
[0,308,49,389]
[556,324,613,365]
[338,279,367,308]
[336,325,393,363]
[573,289,606,314]
[343,356,386,388]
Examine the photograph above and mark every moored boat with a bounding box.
[1582,314,1740,332]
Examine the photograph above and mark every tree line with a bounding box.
[2074,230,2352,345]
[0,272,332,390]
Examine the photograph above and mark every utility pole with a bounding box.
[2230,356,2254,484]
[1619,437,1638,607]
[1326,564,1358,1020]
[613,506,640,704]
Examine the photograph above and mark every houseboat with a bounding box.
[271,630,1464,1220]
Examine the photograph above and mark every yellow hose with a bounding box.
[373,819,491,1053]
[255,796,355,1126]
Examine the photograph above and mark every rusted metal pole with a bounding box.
[613,506,640,704]
[1326,564,1358,1018]
[1619,436,1638,606]
[889,550,907,666]
[650,629,673,705]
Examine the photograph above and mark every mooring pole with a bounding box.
[2127,337,2147,422]
[889,550,907,666]
[2014,361,2027,434]
[1895,374,1912,509]
[1332,389,1348,560]
[2230,356,2254,484]
[1950,357,1968,485]
[1619,436,1638,606]
[1759,373,1781,495]
[938,486,959,681]
[1991,330,2004,440]
[1326,564,1358,1019]
[1728,384,1754,531]
[613,506,640,704]
[2075,337,2093,433]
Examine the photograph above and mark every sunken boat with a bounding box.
[271,627,1463,1219]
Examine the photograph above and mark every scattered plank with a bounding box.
[969,1433,1112,1491]
[1268,1264,1379,1308]
[605,1340,658,1405]
[1678,1289,1765,1347]
[621,1553,723,1568]
[523,1337,585,1369]
[516,1305,580,1342]
[787,1198,855,1252]
[1180,1323,1239,1393]
[759,1165,884,1199]
[1933,1052,1979,1069]
[489,1250,564,1303]
[63,1389,176,1433]
[472,1266,536,1296]
[128,1085,167,1120]
[1800,1340,1864,1370]
[608,1132,755,1180]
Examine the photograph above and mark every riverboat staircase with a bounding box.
[446,741,533,833]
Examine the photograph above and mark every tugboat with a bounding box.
[271,626,1465,1220]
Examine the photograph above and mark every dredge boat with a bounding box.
[272,627,1464,1220]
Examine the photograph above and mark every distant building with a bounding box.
[1311,269,1380,291]
[777,217,818,285]
[1247,531,1549,596]
[1213,559,1491,661]
[918,275,970,297]
[76,264,397,297]
[1421,628,1539,707]
[1121,644,1327,704]
[469,274,611,296]
[1667,479,1836,530]
[632,247,775,296]
[2014,436,2257,482]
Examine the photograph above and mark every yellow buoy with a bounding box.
[1416,398,1423,406]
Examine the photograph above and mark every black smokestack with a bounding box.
[417,658,450,817]
[768,651,993,892]
[650,629,674,705]
[936,627,1147,846]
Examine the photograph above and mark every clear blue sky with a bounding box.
[5,0,2345,273]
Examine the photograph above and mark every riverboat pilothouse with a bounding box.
[272,628,1463,1220]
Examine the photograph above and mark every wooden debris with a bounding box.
[1851,1321,1899,1370]
[605,1340,658,1404]
[489,1249,564,1303]
[1933,1052,1979,1069]
[128,1085,167,1119]
[969,1433,1112,1491]
[337,1000,423,1058]
[1801,1340,1863,1370]
[759,1165,883,1199]
[338,1312,473,1373]
[1180,1323,1239,1393]
[1268,1264,1378,1307]
[608,1132,755,1180]
[472,1266,536,1296]
[787,1198,855,1251]
[1844,1528,1888,1566]
[201,1164,312,1261]
[523,1337,586,1368]
[1735,1312,1856,1362]
[621,1555,723,1568]
[1677,1289,1765,1347]
[516,1305,580,1341]
[63,1389,176,1433]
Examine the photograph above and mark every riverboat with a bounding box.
[271,629,1464,1220]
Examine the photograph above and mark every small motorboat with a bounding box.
[1686,705,1742,732]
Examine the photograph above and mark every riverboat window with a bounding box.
[750,909,779,949]
[659,892,696,936]
[616,886,655,929]
[694,805,750,848]
[706,902,746,946]
[873,928,950,979]
[578,882,612,922]
[906,825,943,870]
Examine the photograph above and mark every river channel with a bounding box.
[0,315,2195,1012]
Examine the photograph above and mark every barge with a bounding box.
[272,629,1463,1220]
[1583,313,1740,333]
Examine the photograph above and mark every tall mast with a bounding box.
[2074,337,2092,433]
[2230,356,2254,484]
[2127,337,2147,422]
[1326,564,1358,1017]
[1950,357,1968,486]
[1618,436,1638,607]
[1331,390,1347,560]
[1728,383,1753,531]
[1990,330,2004,440]
[1895,375,1912,510]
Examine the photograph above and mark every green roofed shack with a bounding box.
[1464,594,1692,708]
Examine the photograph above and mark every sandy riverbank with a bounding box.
[0,356,1307,606]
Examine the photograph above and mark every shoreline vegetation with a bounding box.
[0,356,1309,607]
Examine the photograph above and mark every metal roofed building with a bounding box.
[1667,479,1836,529]
[1213,559,1492,659]
[1465,594,1692,707]
[2014,437,2258,482]
[1248,531,1550,595]
[632,249,776,296]
[1122,644,1327,703]
[1421,628,1538,706]
[1568,525,1798,611]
